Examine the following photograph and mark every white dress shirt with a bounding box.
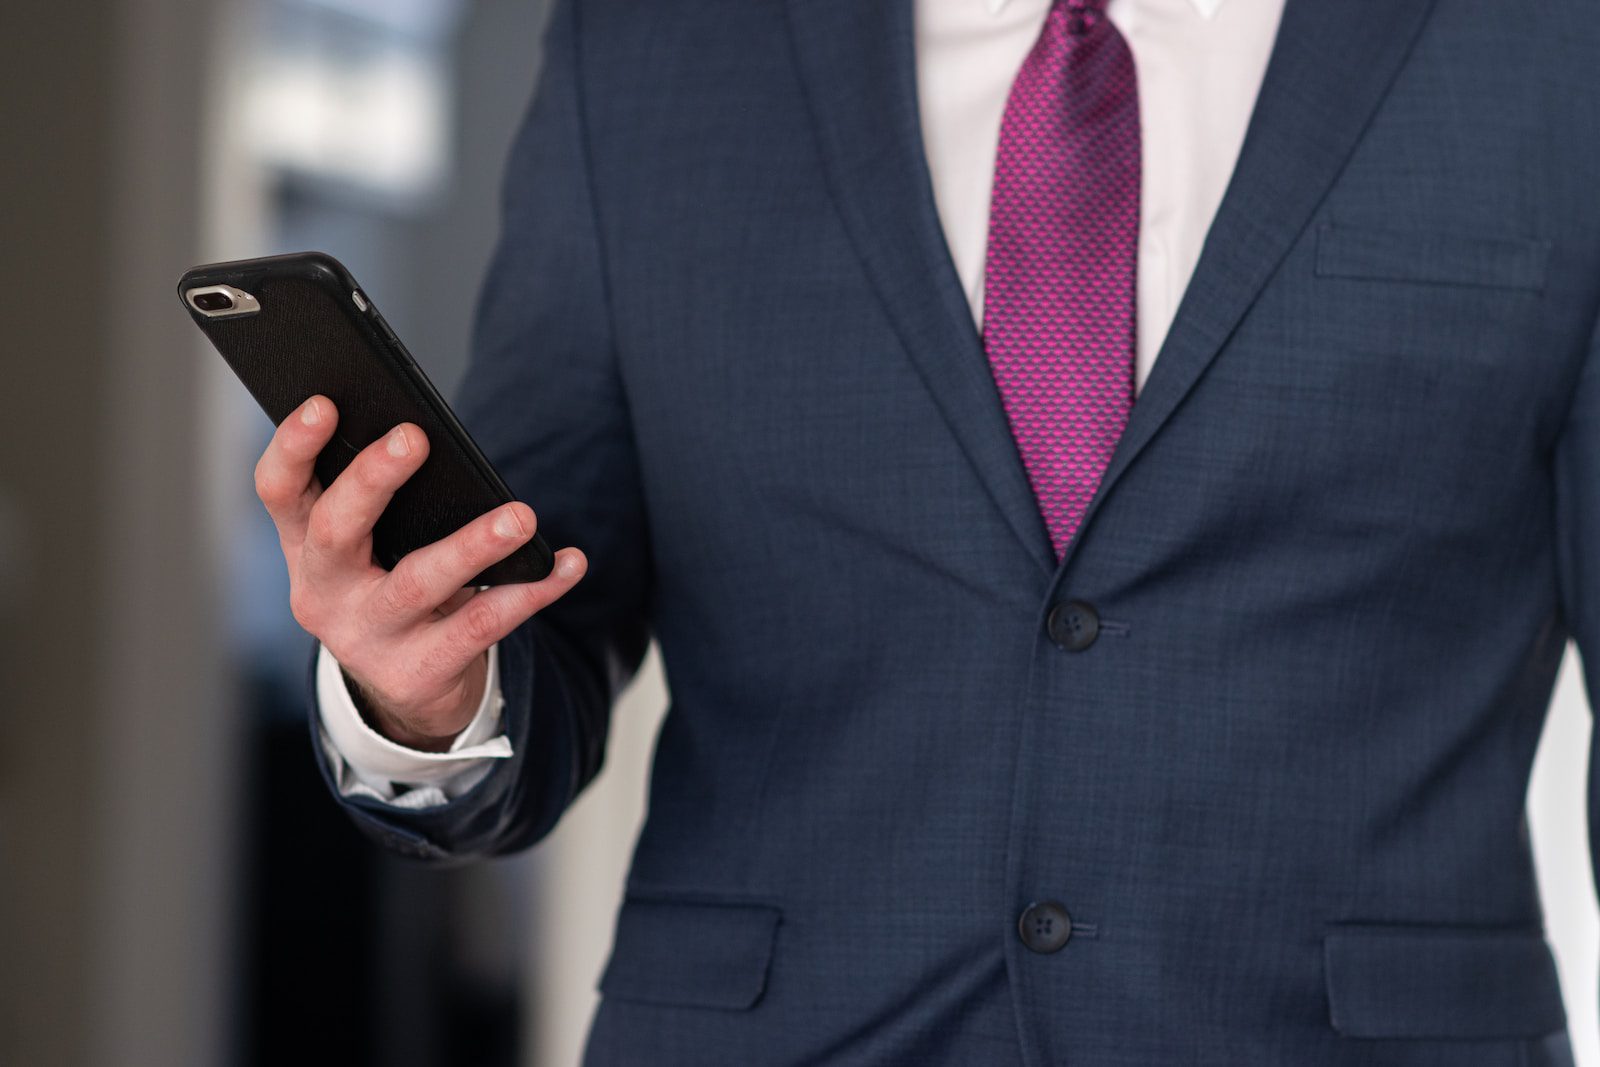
[317,0,1286,806]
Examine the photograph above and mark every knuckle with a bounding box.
[304,502,344,548]
[459,597,503,645]
[378,565,431,617]
[287,583,322,631]
[253,461,281,506]
[345,460,378,494]
[502,581,541,619]
[456,528,494,574]
[349,453,392,494]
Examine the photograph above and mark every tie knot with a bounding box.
[1059,0,1106,35]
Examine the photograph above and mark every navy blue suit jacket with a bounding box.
[314,0,1600,1062]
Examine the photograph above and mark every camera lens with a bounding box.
[193,291,234,312]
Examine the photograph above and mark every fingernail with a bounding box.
[494,508,525,539]
[386,427,410,457]
[300,399,322,426]
[557,554,581,578]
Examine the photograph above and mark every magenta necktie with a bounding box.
[981,0,1140,561]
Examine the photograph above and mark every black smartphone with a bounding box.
[178,250,553,586]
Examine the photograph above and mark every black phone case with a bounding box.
[178,251,553,586]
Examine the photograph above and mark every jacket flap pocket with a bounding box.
[1314,224,1551,291]
[1324,924,1566,1039]
[598,894,781,1011]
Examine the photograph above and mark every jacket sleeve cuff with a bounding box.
[313,641,513,808]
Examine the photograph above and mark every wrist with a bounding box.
[339,662,485,753]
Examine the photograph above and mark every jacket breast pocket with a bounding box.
[1314,224,1551,292]
[598,893,782,1011]
[1323,923,1567,1040]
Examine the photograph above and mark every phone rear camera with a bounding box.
[193,291,234,312]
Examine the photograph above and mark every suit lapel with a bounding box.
[786,0,1439,580]
[1055,0,1439,570]
[786,0,1059,576]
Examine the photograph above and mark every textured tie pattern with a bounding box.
[981,0,1140,561]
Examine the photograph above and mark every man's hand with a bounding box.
[255,395,587,751]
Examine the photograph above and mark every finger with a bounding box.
[302,423,429,571]
[422,548,588,677]
[434,586,479,619]
[369,501,538,627]
[255,395,338,546]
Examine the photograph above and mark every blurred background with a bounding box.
[0,1,1595,1065]
[2,1,668,1064]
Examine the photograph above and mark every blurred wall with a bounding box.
[0,4,124,1063]
[1,3,233,1066]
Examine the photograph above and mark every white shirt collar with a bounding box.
[983,0,1228,20]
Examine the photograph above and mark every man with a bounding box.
[252,0,1600,1062]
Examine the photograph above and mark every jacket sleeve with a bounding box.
[1554,305,1600,925]
[308,0,651,863]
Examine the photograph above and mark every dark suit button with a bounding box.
[1047,600,1099,651]
[1019,901,1072,953]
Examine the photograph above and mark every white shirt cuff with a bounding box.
[315,641,513,810]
